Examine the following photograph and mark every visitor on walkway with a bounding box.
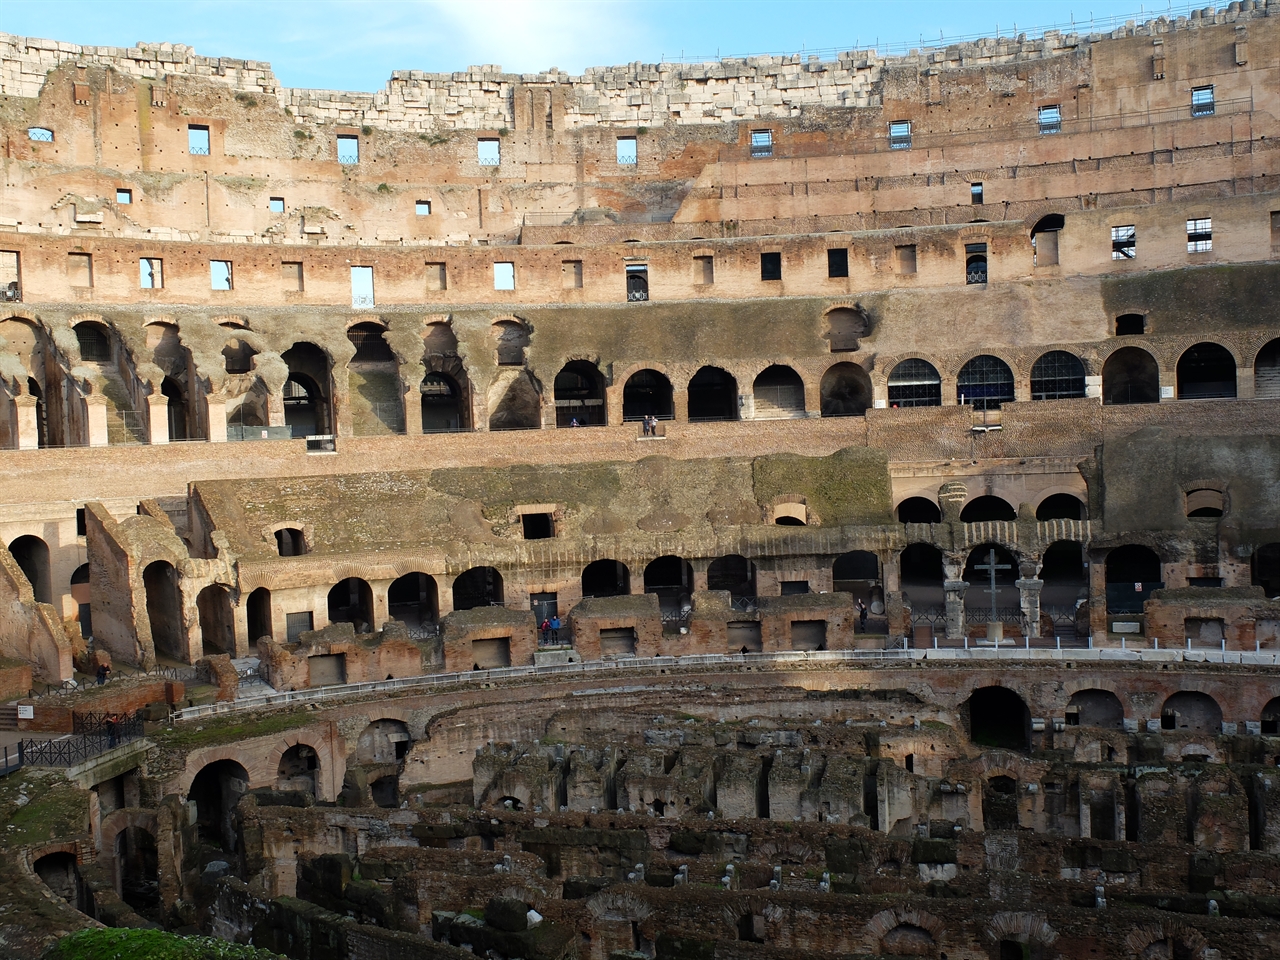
[550,616,561,643]
[540,618,551,644]
[856,599,869,632]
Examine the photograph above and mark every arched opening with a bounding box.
[1177,342,1237,400]
[622,369,674,421]
[887,358,941,408]
[1105,545,1162,614]
[1036,493,1086,520]
[582,559,630,598]
[983,775,1019,831]
[424,321,458,356]
[74,321,111,362]
[882,924,935,954]
[275,527,306,556]
[388,572,438,629]
[772,502,807,526]
[707,555,756,599]
[644,555,693,615]
[901,543,945,615]
[960,496,1017,522]
[1185,488,1225,518]
[1031,213,1065,266]
[824,307,867,352]
[34,851,85,910]
[188,759,249,851]
[452,566,503,611]
[819,362,872,417]
[116,826,159,917]
[963,543,1019,616]
[1067,689,1125,729]
[143,560,183,660]
[356,718,412,764]
[1030,351,1086,400]
[347,323,402,435]
[554,360,606,427]
[371,776,400,809]
[196,584,234,657]
[1253,543,1280,598]
[492,320,529,366]
[247,587,272,642]
[1102,347,1159,405]
[281,343,332,436]
[327,578,374,632]
[626,265,649,301]
[1254,339,1280,399]
[752,365,806,419]
[8,534,51,604]
[421,372,465,432]
[966,686,1031,750]
[71,563,91,639]
[687,366,738,421]
[833,550,878,589]
[1262,697,1280,736]
[1160,691,1222,734]
[222,337,257,374]
[1040,540,1087,614]
[957,355,1015,409]
[488,370,542,430]
[896,497,941,523]
[965,244,988,284]
[27,377,49,448]
[277,743,318,795]
[161,376,188,440]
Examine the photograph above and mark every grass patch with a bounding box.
[46,928,284,960]
[153,709,317,750]
[0,769,87,846]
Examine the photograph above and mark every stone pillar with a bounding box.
[403,387,423,436]
[1088,551,1108,645]
[606,384,625,426]
[85,394,109,447]
[691,560,709,593]
[672,388,689,423]
[232,599,250,658]
[1017,578,1044,639]
[206,396,228,443]
[436,575,456,617]
[1237,366,1255,399]
[369,577,394,629]
[944,580,968,640]
[267,392,286,428]
[147,394,169,445]
[14,394,39,450]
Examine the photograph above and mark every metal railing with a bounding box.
[1,282,21,303]
[19,714,144,768]
[306,434,337,453]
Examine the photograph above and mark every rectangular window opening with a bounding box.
[889,120,912,150]
[760,251,782,281]
[562,260,583,289]
[750,129,773,158]
[139,257,163,289]
[1,251,21,302]
[28,127,54,143]
[68,253,93,288]
[1034,229,1059,267]
[971,182,983,204]
[116,188,132,205]
[478,138,501,166]
[1038,105,1062,134]
[1271,211,1280,250]
[827,248,849,278]
[1191,85,1215,117]
[1111,225,1136,260]
[337,134,359,164]
[1187,217,1212,253]
[521,513,554,540]
[187,124,210,155]
[425,262,447,292]
[351,265,375,308]
[694,255,714,285]
[493,261,515,290]
[626,263,649,301]
[415,200,432,216]
[780,580,810,596]
[616,136,638,165]
[895,244,917,275]
[210,260,233,291]
[282,261,304,292]
[76,508,86,536]
[269,196,285,213]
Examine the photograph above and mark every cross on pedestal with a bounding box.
[974,548,1011,645]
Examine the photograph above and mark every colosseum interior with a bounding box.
[1,5,1279,959]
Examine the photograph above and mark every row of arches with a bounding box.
[896,492,1086,524]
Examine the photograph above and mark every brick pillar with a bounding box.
[436,575,456,617]
[147,393,169,444]
[1088,551,1108,645]
[206,396,228,443]
[14,394,40,450]
[1017,578,1044,638]
[1237,366,1255,399]
[85,394,109,447]
[944,580,968,640]
[232,599,250,658]
[369,577,394,628]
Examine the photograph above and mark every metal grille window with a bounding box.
[626,263,649,301]
[1187,218,1212,253]
[888,120,912,150]
[760,252,782,281]
[965,242,988,284]
[350,265,374,308]
[28,127,54,142]
[616,136,638,164]
[887,358,942,408]
[477,139,500,166]
[337,135,359,164]
[75,325,110,361]
[286,611,314,641]
[750,129,773,158]
[1030,350,1086,400]
[957,355,1015,410]
[187,124,210,155]
[1038,105,1062,134]
[1111,225,1136,260]
[1191,85,1215,117]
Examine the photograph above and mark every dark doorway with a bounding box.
[277,743,318,795]
[707,555,756,599]
[752,365,805,419]
[960,496,1017,522]
[196,584,234,656]
[388,572,438,630]
[896,497,942,523]
[1255,339,1280,399]
[1177,342,1237,399]
[282,342,332,436]
[327,578,374,632]
[1067,689,1125,729]
[421,373,465,432]
[453,566,503,611]
[1102,347,1159,405]
[1160,692,1222,734]
[1253,543,1280,598]
[1040,540,1086,611]
[247,587,272,642]
[622,369,674,421]
[116,826,159,917]
[554,360,606,427]
[983,775,1019,830]
[275,527,306,556]
[966,686,1030,750]
[687,366,738,421]
[188,759,249,851]
[819,362,872,417]
[901,543,945,613]
[161,376,188,440]
[8,534,51,604]
[582,559,630,598]
[143,560,183,660]
[644,555,693,614]
[1036,494,1085,520]
[1105,545,1162,614]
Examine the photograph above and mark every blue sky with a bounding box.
[3,1,1186,89]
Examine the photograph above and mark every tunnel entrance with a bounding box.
[966,686,1030,751]
[189,759,249,852]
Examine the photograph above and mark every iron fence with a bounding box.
[20,714,144,768]
[965,606,1025,624]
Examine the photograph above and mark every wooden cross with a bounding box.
[974,548,1011,644]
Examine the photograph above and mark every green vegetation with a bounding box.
[0,769,87,846]
[361,125,373,135]
[152,709,315,750]
[752,447,893,526]
[44,929,284,960]
[377,183,392,194]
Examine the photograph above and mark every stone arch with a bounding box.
[1160,691,1222,734]
[346,321,402,435]
[187,758,249,851]
[195,584,234,657]
[707,554,756,599]
[1030,350,1086,400]
[752,365,806,419]
[960,495,1017,522]
[554,359,607,427]
[1125,920,1210,959]
[687,366,738,421]
[582,559,631,598]
[267,730,336,801]
[247,586,272,642]
[1035,492,1086,520]
[1253,542,1280,598]
[887,357,942,407]
[73,319,113,362]
[622,368,673,421]
[356,717,413,764]
[644,555,693,614]
[1176,341,1237,400]
[984,912,1057,960]
[453,566,503,610]
[100,808,159,908]
[957,354,1015,409]
[965,686,1031,751]
[824,305,869,352]
[328,577,374,631]
[8,533,51,604]
[143,560,184,661]
[1261,696,1280,735]
[491,319,530,367]
[819,361,872,417]
[896,497,942,523]
[864,907,945,955]
[1103,346,1160,405]
[1254,338,1280,399]
[388,571,438,629]
[282,342,333,436]
[1067,689,1125,729]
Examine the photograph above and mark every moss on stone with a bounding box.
[1101,263,1280,336]
[44,928,284,960]
[752,446,892,525]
